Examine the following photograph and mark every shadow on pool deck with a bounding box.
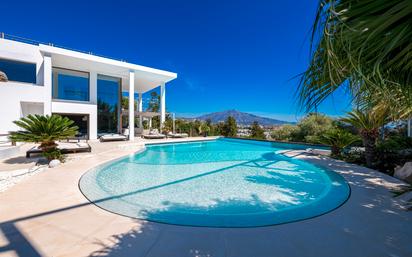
[86,155,412,257]
[1,152,412,257]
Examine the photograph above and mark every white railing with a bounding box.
[0,32,127,62]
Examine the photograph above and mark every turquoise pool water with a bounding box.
[79,138,349,227]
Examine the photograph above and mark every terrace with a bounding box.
[0,137,411,257]
[1,1,412,256]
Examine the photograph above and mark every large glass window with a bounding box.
[0,58,36,83]
[52,68,89,101]
[97,74,121,134]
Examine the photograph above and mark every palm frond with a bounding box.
[298,0,412,114]
[9,115,79,147]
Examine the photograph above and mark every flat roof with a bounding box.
[39,44,177,93]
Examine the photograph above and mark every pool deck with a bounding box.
[0,137,412,257]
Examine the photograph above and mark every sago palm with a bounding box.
[9,114,78,152]
[318,128,360,157]
[341,109,387,167]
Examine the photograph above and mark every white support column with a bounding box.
[128,71,135,141]
[43,54,52,115]
[89,110,98,140]
[160,82,166,127]
[89,72,98,104]
[138,92,143,128]
[408,117,412,137]
[89,71,98,140]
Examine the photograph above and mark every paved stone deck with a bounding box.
[0,138,411,257]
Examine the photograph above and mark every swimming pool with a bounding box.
[79,138,349,227]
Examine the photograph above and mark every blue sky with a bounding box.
[1,0,352,122]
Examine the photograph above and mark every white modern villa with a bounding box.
[0,36,177,140]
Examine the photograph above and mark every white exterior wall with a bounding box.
[0,39,98,138]
[0,82,45,133]
[21,102,44,117]
[43,54,52,115]
[0,39,46,133]
[0,38,176,139]
[0,39,44,84]
[52,101,97,140]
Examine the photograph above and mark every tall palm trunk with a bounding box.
[330,146,341,157]
[40,141,58,152]
[361,130,378,167]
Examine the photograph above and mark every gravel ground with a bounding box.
[0,164,47,192]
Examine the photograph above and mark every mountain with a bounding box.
[193,110,294,126]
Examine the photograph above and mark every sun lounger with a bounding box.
[100,133,128,142]
[168,132,188,138]
[142,129,166,139]
[26,142,91,158]
[143,133,166,139]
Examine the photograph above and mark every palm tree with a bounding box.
[9,114,78,154]
[318,128,360,157]
[341,109,387,167]
[298,0,412,117]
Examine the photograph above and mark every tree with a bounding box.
[270,113,334,143]
[199,123,211,136]
[204,119,216,136]
[147,92,160,112]
[298,0,412,118]
[317,128,360,157]
[121,96,137,110]
[148,92,161,128]
[222,116,237,137]
[341,109,387,167]
[162,115,174,134]
[271,125,301,141]
[121,97,129,110]
[121,96,139,129]
[250,121,265,139]
[296,113,334,143]
[215,122,226,136]
[9,114,78,160]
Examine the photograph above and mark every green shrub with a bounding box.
[317,128,361,157]
[377,135,412,152]
[271,125,300,141]
[249,121,266,139]
[375,135,412,174]
[296,113,334,142]
[341,148,365,164]
[42,148,65,162]
[271,113,334,143]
